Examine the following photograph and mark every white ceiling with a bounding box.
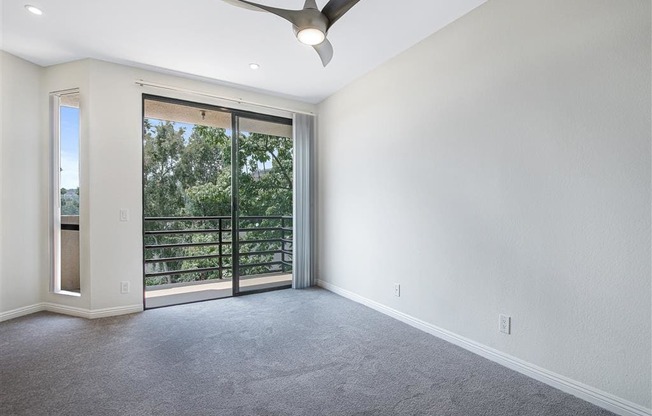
[1,0,486,103]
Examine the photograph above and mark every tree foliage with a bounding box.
[143,119,292,286]
[60,188,79,215]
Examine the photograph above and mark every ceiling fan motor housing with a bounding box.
[292,8,329,38]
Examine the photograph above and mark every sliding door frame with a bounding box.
[141,94,293,309]
[231,114,240,295]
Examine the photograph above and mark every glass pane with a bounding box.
[237,116,293,293]
[143,99,233,308]
[58,93,80,293]
[60,104,80,215]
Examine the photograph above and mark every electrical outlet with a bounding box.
[119,208,129,222]
[120,281,130,294]
[394,283,401,297]
[499,314,511,334]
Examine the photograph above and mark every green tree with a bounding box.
[60,188,79,215]
[238,132,293,216]
[143,119,293,286]
[143,120,186,217]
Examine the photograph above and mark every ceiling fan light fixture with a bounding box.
[296,28,325,46]
[224,0,361,66]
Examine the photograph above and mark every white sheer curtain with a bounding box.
[292,113,315,289]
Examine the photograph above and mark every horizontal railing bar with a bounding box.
[281,227,293,231]
[145,264,295,277]
[145,266,231,277]
[238,227,284,232]
[239,261,282,269]
[145,241,229,249]
[239,250,282,257]
[239,238,282,245]
[238,216,286,220]
[145,229,229,235]
[145,216,229,221]
[144,229,290,235]
[281,238,293,244]
[145,251,292,261]
[145,228,290,235]
[144,215,287,221]
[145,254,223,264]
[145,240,290,250]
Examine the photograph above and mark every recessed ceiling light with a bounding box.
[249,63,260,70]
[25,5,43,15]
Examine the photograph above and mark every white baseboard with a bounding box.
[0,303,47,322]
[43,302,143,319]
[317,279,651,416]
[0,303,143,322]
[84,304,144,319]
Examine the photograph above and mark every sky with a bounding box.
[148,118,195,140]
[60,106,79,190]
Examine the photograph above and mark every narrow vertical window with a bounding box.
[50,90,81,295]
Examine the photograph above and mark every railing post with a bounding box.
[280,217,286,274]
[218,218,223,280]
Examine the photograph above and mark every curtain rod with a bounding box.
[134,79,314,116]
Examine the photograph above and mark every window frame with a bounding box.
[49,89,81,296]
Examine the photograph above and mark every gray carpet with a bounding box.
[1,288,613,416]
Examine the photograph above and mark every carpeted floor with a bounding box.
[1,288,613,416]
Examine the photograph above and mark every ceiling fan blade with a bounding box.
[313,38,334,67]
[221,0,264,12]
[321,0,360,27]
[229,0,303,26]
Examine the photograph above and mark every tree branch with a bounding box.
[262,135,292,188]
[270,151,292,188]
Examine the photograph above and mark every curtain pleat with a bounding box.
[292,114,315,289]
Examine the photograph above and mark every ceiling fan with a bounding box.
[223,0,361,66]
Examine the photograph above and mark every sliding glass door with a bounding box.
[142,96,292,308]
[234,115,293,294]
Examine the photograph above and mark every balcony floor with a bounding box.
[144,273,292,308]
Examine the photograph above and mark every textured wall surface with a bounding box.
[317,0,651,409]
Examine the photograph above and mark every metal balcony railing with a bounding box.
[143,216,293,286]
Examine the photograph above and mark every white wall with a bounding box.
[52,59,316,311]
[2,55,315,317]
[42,59,92,311]
[317,0,651,411]
[0,52,46,314]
